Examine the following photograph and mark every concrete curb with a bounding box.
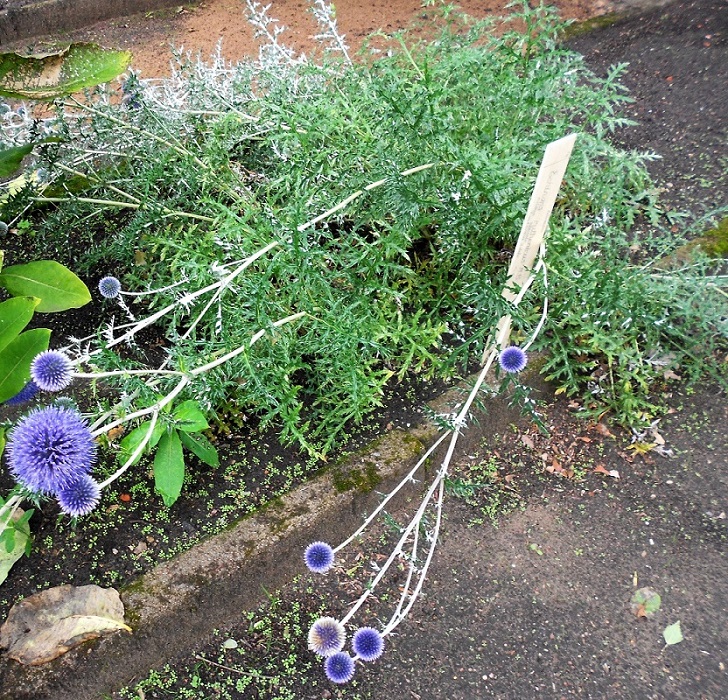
[0,369,529,700]
[0,0,184,45]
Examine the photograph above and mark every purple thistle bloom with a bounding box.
[57,475,101,517]
[324,651,356,684]
[499,346,528,374]
[98,276,122,299]
[304,541,334,573]
[352,627,384,662]
[5,380,40,406]
[7,406,97,495]
[30,350,73,392]
[308,617,346,657]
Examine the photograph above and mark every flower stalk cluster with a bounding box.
[0,240,302,536]
[302,246,545,682]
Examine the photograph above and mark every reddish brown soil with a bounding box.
[9,0,616,77]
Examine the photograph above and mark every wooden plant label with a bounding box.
[486,133,578,358]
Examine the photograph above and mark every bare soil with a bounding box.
[0,1,726,699]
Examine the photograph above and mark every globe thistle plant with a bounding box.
[304,541,334,573]
[7,406,97,494]
[352,627,384,662]
[56,475,102,517]
[5,380,40,406]
[30,350,74,392]
[98,275,122,299]
[324,651,356,684]
[308,617,346,657]
[499,346,528,374]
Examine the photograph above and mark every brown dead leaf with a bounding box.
[520,434,535,449]
[0,584,130,665]
[593,464,620,479]
[593,422,615,438]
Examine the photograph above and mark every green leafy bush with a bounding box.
[1,1,725,452]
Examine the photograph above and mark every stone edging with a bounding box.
[0,367,531,700]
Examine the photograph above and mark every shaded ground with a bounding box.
[0,0,726,699]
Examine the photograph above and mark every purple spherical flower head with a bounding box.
[304,541,334,573]
[325,651,356,684]
[30,350,73,392]
[308,617,346,657]
[5,380,40,406]
[7,406,97,495]
[98,276,122,299]
[499,346,527,374]
[352,627,384,662]
[57,474,101,517]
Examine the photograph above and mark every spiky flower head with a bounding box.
[324,651,356,684]
[5,380,39,406]
[304,541,334,573]
[352,627,384,662]
[98,276,122,299]
[7,406,97,494]
[499,346,527,374]
[57,475,101,517]
[308,617,346,657]
[30,350,73,392]
[0,221,8,236]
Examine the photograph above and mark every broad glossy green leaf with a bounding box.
[172,400,209,433]
[0,260,91,312]
[0,44,132,100]
[0,328,50,402]
[0,143,33,178]
[179,431,219,468]
[0,297,39,354]
[154,429,185,508]
[118,420,165,465]
[0,508,31,587]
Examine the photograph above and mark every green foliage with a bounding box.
[0,43,132,100]
[0,143,33,178]
[0,504,32,586]
[0,327,50,401]
[118,400,219,507]
[0,260,92,312]
[0,258,90,402]
[2,1,725,454]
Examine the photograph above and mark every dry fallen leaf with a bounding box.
[630,587,661,618]
[520,434,535,449]
[593,464,620,479]
[593,422,615,438]
[0,584,130,665]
